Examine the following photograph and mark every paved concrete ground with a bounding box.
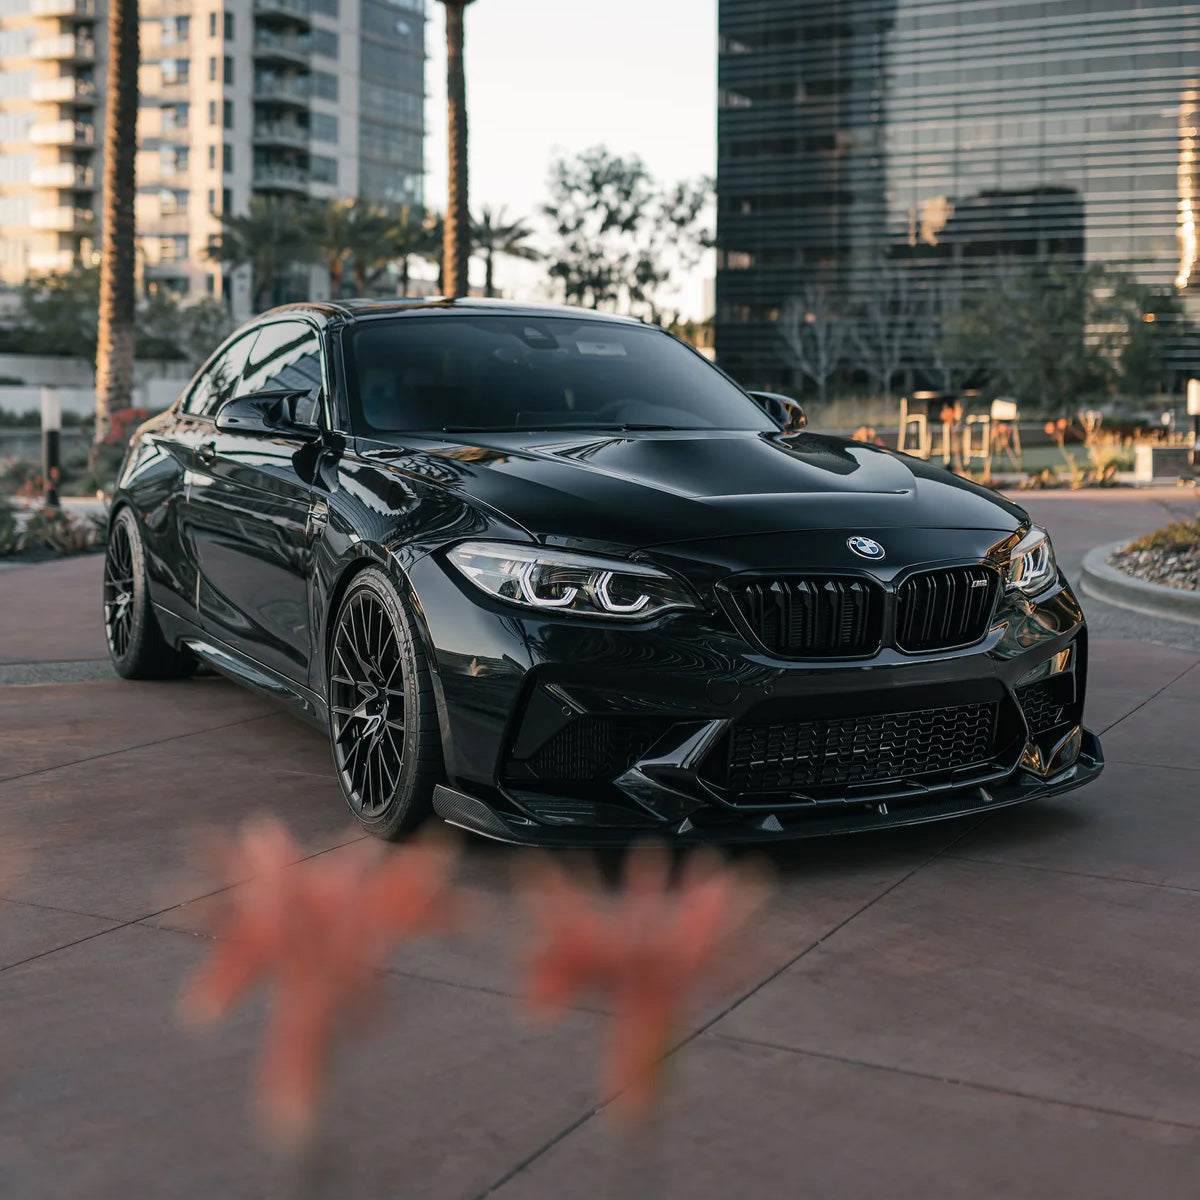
[1,488,1199,1198]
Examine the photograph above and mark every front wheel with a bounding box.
[327,567,443,840]
[103,507,196,680]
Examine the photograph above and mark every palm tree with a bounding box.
[420,210,445,293]
[308,198,393,298]
[378,204,430,296]
[93,0,139,461]
[205,195,314,312]
[471,207,539,298]
[437,0,477,298]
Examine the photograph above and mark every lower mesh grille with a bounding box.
[714,701,1000,797]
[1017,679,1070,735]
[524,717,666,783]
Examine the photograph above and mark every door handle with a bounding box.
[197,440,217,464]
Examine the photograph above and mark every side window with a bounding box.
[237,322,324,421]
[182,332,255,417]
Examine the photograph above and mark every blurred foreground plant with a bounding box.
[517,845,769,1124]
[181,819,462,1149]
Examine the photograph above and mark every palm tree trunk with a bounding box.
[400,255,410,297]
[329,256,344,300]
[93,0,139,464]
[442,0,473,299]
[484,249,495,298]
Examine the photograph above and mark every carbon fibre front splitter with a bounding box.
[431,729,1104,848]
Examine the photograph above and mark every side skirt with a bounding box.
[180,634,328,731]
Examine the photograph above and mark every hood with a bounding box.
[366,429,1026,552]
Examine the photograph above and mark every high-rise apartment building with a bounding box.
[716,0,1200,390]
[0,0,424,315]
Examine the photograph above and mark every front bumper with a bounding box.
[407,550,1104,846]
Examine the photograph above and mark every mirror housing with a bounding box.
[748,390,807,434]
[215,390,322,441]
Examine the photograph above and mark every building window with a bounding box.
[224,12,233,39]
[161,59,189,84]
[208,99,217,125]
[311,0,337,14]
[222,143,232,173]
[166,102,189,129]
[208,11,216,36]
[310,155,337,184]
[162,15,189,42]
[223,56,233,84]
[208,144,216,169]
[312,28,338,58]
[159,236,189,262]
[208,187,216,213]
[311,112,338,142]
[223,100,233,129]
[208,55,217,81]
[311,71,338,101]
[160,146,189,174]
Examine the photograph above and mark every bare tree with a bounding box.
[778,287,847,404]
[848,267,922,401]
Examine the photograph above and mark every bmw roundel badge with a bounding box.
[847,536,885,561]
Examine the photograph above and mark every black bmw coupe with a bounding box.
[104,300,1103,844]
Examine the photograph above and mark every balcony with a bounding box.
[30,119,95,145]
[31,0,95,17]
[252,162,310,192]
[253,30,311,63]
[254,0,311,25]
[30,35,95,61]
[30,163,95,188]
[31,206,94,231]
[31,75,97,103]
[28,250,78,273]
[252,75,310,107]
[252,120,309,149]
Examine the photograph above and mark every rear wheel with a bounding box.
[103,507,196,680]
[327,567,442,840]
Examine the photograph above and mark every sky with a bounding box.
[422,0,719,314]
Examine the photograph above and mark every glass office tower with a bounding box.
[715,0,1200,391]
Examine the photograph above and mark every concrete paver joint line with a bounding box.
[705,1032,1200,1134]
[468,813,991,1200]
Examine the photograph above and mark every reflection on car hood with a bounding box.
[368,429,1027,551]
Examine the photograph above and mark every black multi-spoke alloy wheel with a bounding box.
[328,567,442,839]
[103,507,196,680]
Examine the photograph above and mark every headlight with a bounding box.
[1005,527,1058,596]
[446,541,697,619]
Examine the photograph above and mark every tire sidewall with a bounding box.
[328,566,436,837]
[105,507,154,676]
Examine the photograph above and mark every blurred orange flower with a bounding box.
[517,845,769,1123]
[181,818,462,1148]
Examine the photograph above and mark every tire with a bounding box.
[103,506,197,680]
[327,566,443,840]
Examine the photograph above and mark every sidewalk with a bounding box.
[1,507,1199,1198]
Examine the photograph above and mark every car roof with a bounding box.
[251,298,653,328]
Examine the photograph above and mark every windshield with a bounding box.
[346,315,775,435]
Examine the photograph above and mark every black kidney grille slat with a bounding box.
[730,576,884,658]
[895,566,998,652]
[720,701,1000,797]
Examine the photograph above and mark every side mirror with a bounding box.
[748,391,807,434]
[215,389,322,441]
